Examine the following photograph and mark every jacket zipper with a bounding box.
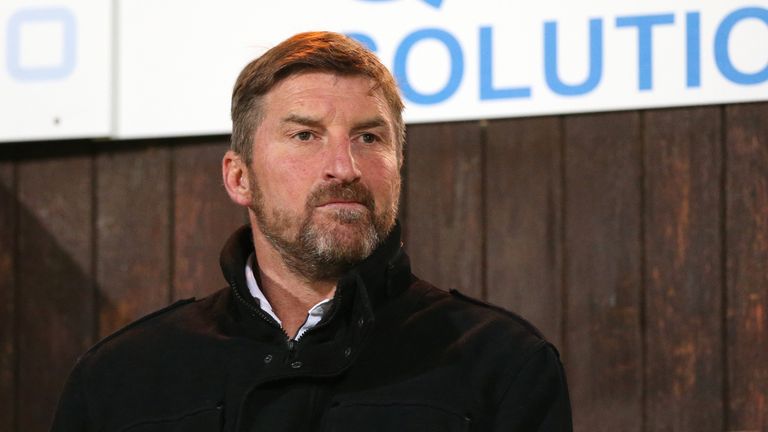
[293,284,346,344]
[229,279,291,342]
[230,277,349,359]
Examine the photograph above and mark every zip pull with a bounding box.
[286,338,298,362]
[286,338,302,368]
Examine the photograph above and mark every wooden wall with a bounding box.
[0,102,766,431]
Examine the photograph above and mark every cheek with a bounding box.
[255,156,316,205]
[364,159,401,203]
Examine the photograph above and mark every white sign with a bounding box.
[0,0,111,142]
[114,0,768,138]
[2,0,767,142]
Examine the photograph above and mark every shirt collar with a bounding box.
[245,252,333,340]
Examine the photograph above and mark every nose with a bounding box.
[323,137,362,184]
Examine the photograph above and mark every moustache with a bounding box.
[307,182,376,212]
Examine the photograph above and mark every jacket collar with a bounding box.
[219,221,411,339]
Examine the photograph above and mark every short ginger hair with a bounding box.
[230,31,405,163]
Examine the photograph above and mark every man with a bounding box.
[52,32,571,431]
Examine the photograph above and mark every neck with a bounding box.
[249,221,337,339]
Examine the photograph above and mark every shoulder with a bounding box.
[91,298,197,348]
[394,279,565,402]
[402,278,554,358]
[57,289,233,428]
[78,287,231,366]
[446,287,547,339]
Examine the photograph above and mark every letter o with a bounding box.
[394,28,464,104]
[6,7,77,81]
[715,7,768,85]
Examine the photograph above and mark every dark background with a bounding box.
[0,102,766,431]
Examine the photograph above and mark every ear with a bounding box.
[222,150,253,207]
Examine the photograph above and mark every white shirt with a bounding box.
[245,253,333,340]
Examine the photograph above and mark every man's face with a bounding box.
[247,72,401,281]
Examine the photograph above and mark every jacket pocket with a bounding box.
[119,404,224,432]
[322,400,471,432]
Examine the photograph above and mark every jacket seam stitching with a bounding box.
[86,298,197,354]
[333,400,469,420]
[493,339,550,411]
[117,405,221,431]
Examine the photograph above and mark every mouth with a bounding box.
[308,183,375,214]
[316,200,368,210]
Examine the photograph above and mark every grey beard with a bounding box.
[262,207,382,281]
[250,178,395,282]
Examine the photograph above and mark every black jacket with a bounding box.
[51,224,572,431]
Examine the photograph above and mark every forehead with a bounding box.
[262,72,391,121]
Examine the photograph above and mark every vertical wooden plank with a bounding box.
[97,146,171,337]
[398,138,409,240]
[485,117,563,345]
[0,161,17,432]
[405,122,483,298]
[17,155,94,432]
[173,141,246,299]
[644,107,723,431]
[564,112,643,432]
[726,102,768,431]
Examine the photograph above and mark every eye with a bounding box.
[360,133,377,144]
[295,131,313,141]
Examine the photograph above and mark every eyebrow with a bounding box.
[281,114,390,132]
[281,114,324,129]
[352,117,388,132]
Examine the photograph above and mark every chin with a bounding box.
[311,207,369,231]
[319,222,373,247]
[309,215,379,259]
